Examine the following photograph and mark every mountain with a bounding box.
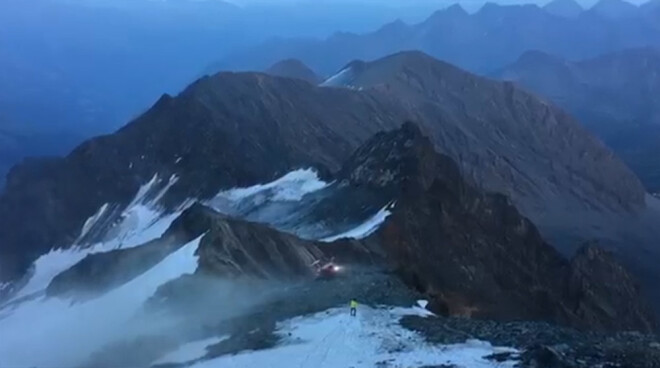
[543,0,584,18]
[642,0,660,11]
[212,2,660,76]
[589,0,640,19]
[265,59,322,84]
[1,51,650,283]
[494,47,660,192]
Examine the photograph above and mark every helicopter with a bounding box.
[310,257,344,280]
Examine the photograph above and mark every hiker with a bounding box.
[350,299,358,316]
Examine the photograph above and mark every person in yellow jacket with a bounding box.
[350,299,358,317]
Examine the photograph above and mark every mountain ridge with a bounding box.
[0,52,653,304]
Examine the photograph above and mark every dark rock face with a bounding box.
[264,59,322,84]
[566,243,656,332]
[195,212,324,279]
[346,123,655,332]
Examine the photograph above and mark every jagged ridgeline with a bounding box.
[1,51,660,367]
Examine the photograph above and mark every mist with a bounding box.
[0,237,287,367]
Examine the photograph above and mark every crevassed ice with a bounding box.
[0,237,202,368]
[188,305,517,368]
[321,202,394,242]
[212,168,328,202]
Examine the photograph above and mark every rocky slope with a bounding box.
[264,59,321,84]
[349,123,654,332]
[495,47,660,192]
[327,52,648,241]
[0,51,651,287]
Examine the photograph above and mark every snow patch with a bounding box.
[0,237,202,368]
[189,306,516,368]
[77,203,110,242]
[417,299,429,309]
[321,202,394,242]
[320,67,354,87]
[153,336,228,365]
[213,169,328,203]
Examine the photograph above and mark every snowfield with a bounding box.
[0,237,202,368]
[153,336,229,366]
[188,305,517,368]
[212,168,329,203]
[321,202,394,242]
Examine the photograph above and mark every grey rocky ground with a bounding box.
[404,314,660,367]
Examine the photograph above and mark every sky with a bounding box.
[220,0,652,8]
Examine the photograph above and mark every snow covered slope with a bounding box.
[4,174,186,303]
[0,237,202,368]
[187,305,517,368]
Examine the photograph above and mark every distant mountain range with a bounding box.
[494,47,660,192]
[213,0,660,77]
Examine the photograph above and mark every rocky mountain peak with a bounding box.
[264,59,321,84]
[590,0,640,18]
[337,122,460,195]
[543,0,584,18]
[424,3,469,24]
